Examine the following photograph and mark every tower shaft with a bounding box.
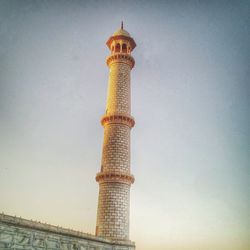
[96,27,136,242]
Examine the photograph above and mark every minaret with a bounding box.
[96,23,136,242]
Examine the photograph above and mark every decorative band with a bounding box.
[106,54,135,69]
[101,114,135,128]
[96,172,135,185]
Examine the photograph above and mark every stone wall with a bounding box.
[96,182,130,240]
[0,214,135,250]
[101,124,131,174]
[106,62,131,115]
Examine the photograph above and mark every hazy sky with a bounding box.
[0,1,249,250]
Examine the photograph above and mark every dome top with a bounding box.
[113,28,130,37]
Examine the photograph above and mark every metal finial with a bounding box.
[121,21,123,29]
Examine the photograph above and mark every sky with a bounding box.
[0,0,249,249]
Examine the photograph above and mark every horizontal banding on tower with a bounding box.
[106,54,135,69]
[101,114,135,128]
[96,172,135,185]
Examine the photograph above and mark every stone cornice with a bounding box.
[106,54,135,69]
[96,172,135,185]
[101,113,135,128]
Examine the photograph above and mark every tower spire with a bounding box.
[121,20,123,29]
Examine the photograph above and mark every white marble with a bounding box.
[0,214,135,250]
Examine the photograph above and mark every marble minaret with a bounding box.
[96,23,136,242]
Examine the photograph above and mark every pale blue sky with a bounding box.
[0,1,249,250]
